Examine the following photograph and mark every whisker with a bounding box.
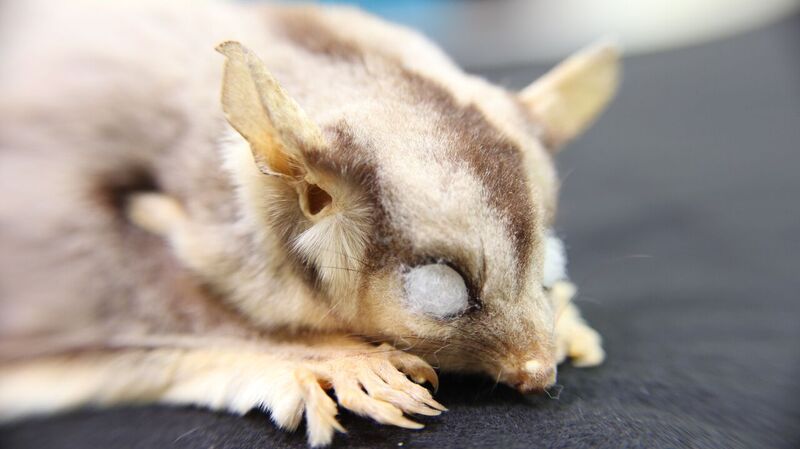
[318,265,367,274]
[347,333,506,366]
[488,367,504,395]
[316,247,373,269]
[543,384,563,400]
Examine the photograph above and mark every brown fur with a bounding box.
[0,1,616,444]
[274,15,540,280]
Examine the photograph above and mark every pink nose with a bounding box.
[507,360,557,394]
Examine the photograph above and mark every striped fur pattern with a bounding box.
[0,1,616,445]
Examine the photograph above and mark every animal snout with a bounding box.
[506,360,557,394]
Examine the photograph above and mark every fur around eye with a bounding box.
[402,263,469,319]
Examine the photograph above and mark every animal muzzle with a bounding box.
[501,360,557,394]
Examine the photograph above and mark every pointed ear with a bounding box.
[519,40,620,151]
[216,41,332,219]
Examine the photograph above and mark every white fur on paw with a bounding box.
[566,325,605,367]
[555,318,605,367]
[126,193,186,235]
[296,368,345,447]
[552,281,605,368]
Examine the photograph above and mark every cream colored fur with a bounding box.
[551,281,606,367]
[0,336,443,447]
[0,1,617,446]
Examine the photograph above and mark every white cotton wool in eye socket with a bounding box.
[543,231,568,288]
[403,264,469,318]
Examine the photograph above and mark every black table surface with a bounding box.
[2,12,799,449]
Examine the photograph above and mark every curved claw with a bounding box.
[388,352,440,392]
[358,372,442,417]
[410,365,439,392]
[333,375,424,430]
[375,361,447,412]
[295,368,346,447]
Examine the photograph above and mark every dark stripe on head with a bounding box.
[304,123,407,275]
[399,71,536,278]
[276,10,537,278]
[273,8,364,61]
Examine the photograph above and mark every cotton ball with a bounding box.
[403,264,468,318]
[543,231,568,288]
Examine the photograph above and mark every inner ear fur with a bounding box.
[217,41,333,219]
[519,40,620,151]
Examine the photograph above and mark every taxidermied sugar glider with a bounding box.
[0,0,617,445]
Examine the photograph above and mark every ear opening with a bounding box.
[301,183,333,218]
[218,40,340,222]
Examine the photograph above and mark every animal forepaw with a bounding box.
[552,281,606,367]
[557,320,605,367]
[297,344,445,446]
[126,192,186,235]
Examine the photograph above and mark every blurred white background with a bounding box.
[272,0,800,68]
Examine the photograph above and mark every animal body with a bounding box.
[0,1,617,445]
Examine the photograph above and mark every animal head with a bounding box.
[217,27,618,393]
